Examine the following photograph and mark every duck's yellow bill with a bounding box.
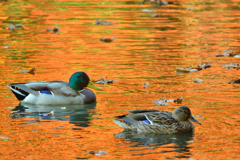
[87,81,102,90]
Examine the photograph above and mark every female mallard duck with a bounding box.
[7,72,102,105]
[113,106,201,134]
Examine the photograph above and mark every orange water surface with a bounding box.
[0,0,240,159]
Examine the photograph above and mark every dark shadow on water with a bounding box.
[115,131,194,158]
[9,103,97,129]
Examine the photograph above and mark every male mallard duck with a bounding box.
[113,106,201,134]
[7,72,102,105]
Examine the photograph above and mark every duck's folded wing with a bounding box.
[145,111,177,125]
[128,109,160,114]
[120,116,139,126]
[8,83,40,95]
[46,81,79,96]
[25,81,50,90]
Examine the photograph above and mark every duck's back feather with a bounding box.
[45,81,79,96]
[8,81,84,104]
[10,81,79,97]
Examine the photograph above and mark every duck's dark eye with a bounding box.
[181,110,186,114]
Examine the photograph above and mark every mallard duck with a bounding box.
[7,72,102,105]
[113,106,201,134]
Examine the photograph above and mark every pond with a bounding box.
[0,0,240,159]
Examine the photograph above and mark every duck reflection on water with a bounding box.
[115,131,194,157]
[10,103,97,128]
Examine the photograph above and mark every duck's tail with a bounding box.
[113,119,130,129]
[7,84,29,100]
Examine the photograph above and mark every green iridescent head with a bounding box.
[69,72,102,91]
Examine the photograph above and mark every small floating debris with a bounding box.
[61,107,66,109]
[234,55,240,58]
[153,97,169,106]
[46,26,59,33]
[176,67,196,74]
[8,24,15,30]
[198,62,211,70]
[106,79,118,84]
[142,0,171,7]
[143,81,149,89]
[187,7,194,11]
[167,97,184,104]
[228,79,240,84]
[141,9,154,13]
[216,50,240,57]
[8,24,23,30]
[15,24,23,28]
[2,46,9,49]
[0,136,9,140]
[186,140,194,143]
[222,62,240,70]
[19,67,35,75]
[176,62,211,74]
[87,150,108,156]
[152,13,161,17]
[94,78,106,85]
[158,1,169,6]
[39,110,54,117]
[100,37,116,43]
[94,77,118,85]
[96,19,115,25]
[194,78,203,83]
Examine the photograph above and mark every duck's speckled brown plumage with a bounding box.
[113,106,201,134]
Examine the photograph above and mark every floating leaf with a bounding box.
[154,97,183,105]
[46,26,59,33]
[100,37,116,43]
[187,7,194,11]
[94,77,118,85]
[87,150,108,156]
[194,78,203,83]
[96,18,115,25]
[176,62,211,74]
[152,14,161,17]
[2,46,9,49]
[0,136,9,139]
[8,24,23,30]
[216,50,240,57]
[143,81,149,89]
[39,110,54,116]
[19,67,35,75]
[222,62,240,70]
[153,97,169,106]
[141,9,154,13]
